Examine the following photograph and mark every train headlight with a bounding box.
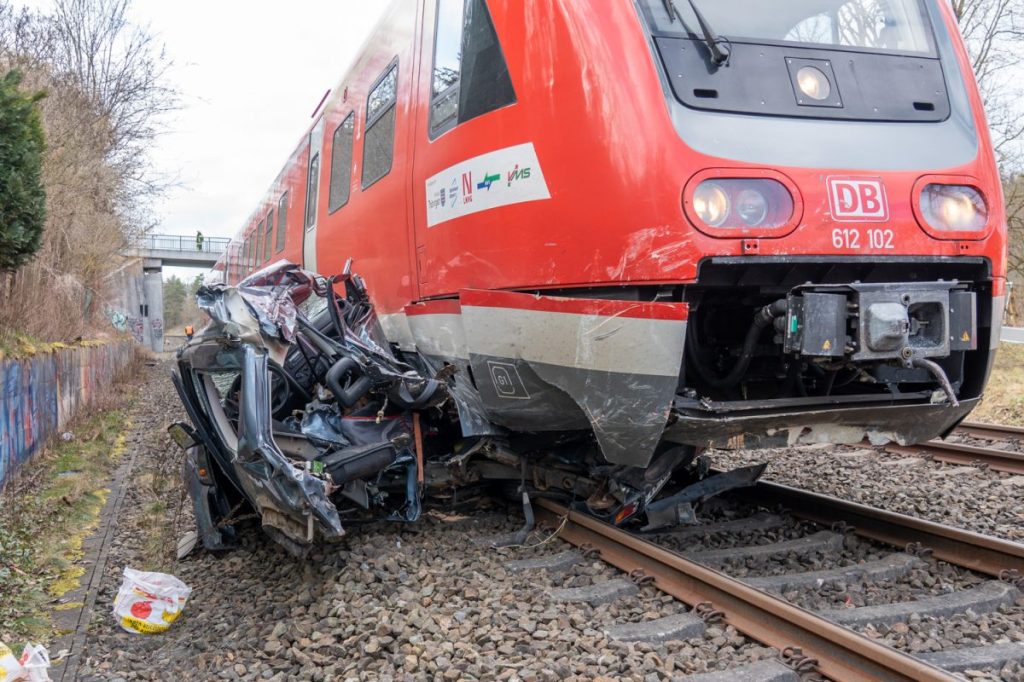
[920,184,987,232]
[796,66,831,101]
[736,189,769,226]
[693,182,730,227]
[689,179,794,230]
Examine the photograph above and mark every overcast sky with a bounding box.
[14,0,388,278]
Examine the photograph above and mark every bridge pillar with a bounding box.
[143,265,165,353]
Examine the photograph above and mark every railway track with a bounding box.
[528,480,1024,681]
[878,422,1024,475]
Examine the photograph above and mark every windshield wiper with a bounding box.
[662,0,731,66]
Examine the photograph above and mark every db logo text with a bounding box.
[827,177,889,222]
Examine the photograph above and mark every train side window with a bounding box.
[459,0,516,123]
[328,113,356,212]
[275,193,288,253]
[255,220,265,265]
[242,237,251,273]
[362,61,398,189]
[305,153,320,231]
[263,210,274,262]
[429,0,516,139]
[430,0,465,136]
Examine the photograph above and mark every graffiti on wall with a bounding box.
[127,317,144,344]
[106,306,128,332]
[0,342,133,490]
[151,318,163,339]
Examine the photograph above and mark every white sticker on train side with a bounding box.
[425,142,551,228]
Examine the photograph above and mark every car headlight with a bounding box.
[920,184,987,232]
[689,179,794,230]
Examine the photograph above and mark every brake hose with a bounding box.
[687,299,788,389]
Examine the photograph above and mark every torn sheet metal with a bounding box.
[405,298,501,438]
[174,261,449,554]
[458,289,688,467]
[235,346,344,544]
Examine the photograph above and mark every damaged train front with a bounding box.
[168,262,448,556]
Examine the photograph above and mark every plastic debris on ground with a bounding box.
[112,567,192,634]
[0,642,51,682]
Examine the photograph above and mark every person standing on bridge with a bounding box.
[196,230,204,251]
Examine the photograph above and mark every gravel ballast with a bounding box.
[69,362,780,681]
[713,442,1024,542]
[59,361,1024,681]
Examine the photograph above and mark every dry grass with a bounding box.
[0,352,142,645]
[972,343,1024,425]
[0,406,129,644]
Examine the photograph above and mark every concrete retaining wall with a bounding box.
[0,341,134,490]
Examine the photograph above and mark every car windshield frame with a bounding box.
[639,0,939,58]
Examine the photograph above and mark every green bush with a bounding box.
[0,70,46,272]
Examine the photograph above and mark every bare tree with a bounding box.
[49,0,175,231]
[0,0,175,341]
[951,0,1024,168]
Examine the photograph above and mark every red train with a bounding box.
[191,0,1006,546]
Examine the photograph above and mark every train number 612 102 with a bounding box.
[831,228,895,250]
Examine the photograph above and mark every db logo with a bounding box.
[827,177,889,222]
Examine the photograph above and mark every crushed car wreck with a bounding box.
[169,262,764,554]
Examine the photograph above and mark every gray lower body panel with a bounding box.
[665,398,979,450]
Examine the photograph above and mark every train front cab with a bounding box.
[630,0,1006,451]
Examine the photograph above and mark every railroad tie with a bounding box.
[680,660,799,682]
[818,580,1020,627]
[603,612,706,643]
[918,641,1024,673]
[472,533,521,548]
[746,552,921,593]
[547,578,639,606]
[685,530,844,563]
[505,550,582,573]
[646,512,785,539]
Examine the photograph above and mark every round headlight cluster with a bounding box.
[690,179,794,230]
[920,184,987,233]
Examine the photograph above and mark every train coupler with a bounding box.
[783,282,977,363]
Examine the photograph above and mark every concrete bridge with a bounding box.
[116,234,229,353]
[122,233,229,268]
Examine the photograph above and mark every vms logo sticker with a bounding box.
[507,164,531,186]
[827,177,889,222]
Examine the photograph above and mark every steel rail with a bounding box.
[886,440,1024,475]
[956,421,1024,440]
[535,498,955,682]
[742,480,1024,577]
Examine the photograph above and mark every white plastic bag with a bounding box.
[18,645,49,682]
[112,567,192,634]
[0,642,25,682]
[0,643,50,682]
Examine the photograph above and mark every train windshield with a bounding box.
[642,0,935,55]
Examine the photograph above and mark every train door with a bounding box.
[302,115,326,272]
[411,0,518,295]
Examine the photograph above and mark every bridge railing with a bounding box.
[132,234,231,254]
